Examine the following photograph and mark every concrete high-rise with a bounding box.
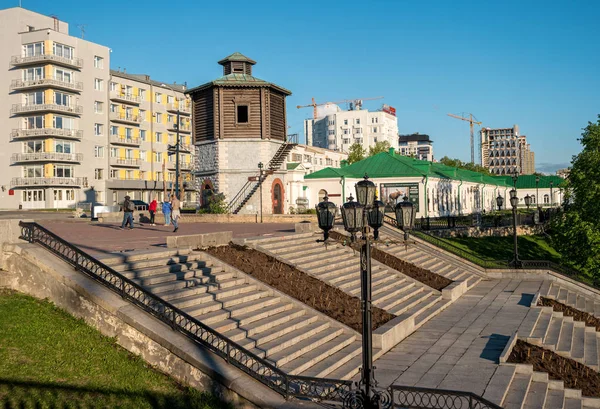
[480,125,536,175]
[398,133,434,161]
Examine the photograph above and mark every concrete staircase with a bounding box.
[248,232,452,341]
[98,248,365,379]
[484,363,600,409]
[378,227,483,290]
[540,281,600,318]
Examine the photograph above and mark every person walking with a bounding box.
[170,194,181,233]
[162,199,172,226]
[149,198,157,226]
[120,195,134,230]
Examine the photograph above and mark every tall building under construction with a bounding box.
[480,125,535,175]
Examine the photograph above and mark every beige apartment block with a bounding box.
[0,6,195,209]
[106,71,193,206]
[480,124,536,175]
[0,7,110,209]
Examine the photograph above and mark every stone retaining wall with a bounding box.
[427,224,544,238]
[97,212,315,224]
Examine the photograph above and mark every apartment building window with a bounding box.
[23,140,44,153]
[23,67,43,81]
[303,154,311,163]
[53,43,73,59]
[94,169,104,180]
[110,148,118,158]
[167,114,174,123]
[139,150,146,161]
[319,158,323,165]
[110,82,117,92]
[54,116,74,130]
[139,109,146,121]
[140,130,146,141]
[54,92,70,106]
[343,129,349,135]
[123,85,133,96]
[154,152,162,162]
[125,149,133,159]
[328,130,335,135]
[344,119,348,125]
[23,190,45,203]
[371,117,378,124]
[326,158,333,166]
[25,91,44,105]
[155,113,162,123]
[94,101,103,113]
[110,169,119,179]
[328,120,335,126]
[24,166,43,178]
[110,126,118,136]
[54,165,73,177]
[23,42,44,57]
[55,141,73,153]
[154,92,162,103]
[167,95,174,104]
[373,127,378,133]
[139,89,145,101]
[94,78,103,91]
[156,171,162,181]
[342,138,350,145]
[94,146,104,158]
[110,104,118,113]
[93,56,104,68]
[94,123,103,136]
[356,119,360,125]
[292,153,302,162]
[25,116,44,129]
[55,68,72,83]
[126,170,134,180]
[95,191,104,203]
[125,128,133,139]
[139,171,146,180]
[155,132,162,143]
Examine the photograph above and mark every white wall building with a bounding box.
[305,103,399,153]
[398,133,434,161]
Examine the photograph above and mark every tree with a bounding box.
[368,141,391,157]
[549,115,600,278]
[207,192,228,214]
[439,156,492,175]
[347,143,366,164]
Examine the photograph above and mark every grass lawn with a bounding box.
[440,234,563,263]
[0,290,230,409]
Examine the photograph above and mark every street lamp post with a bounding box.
[175,109,180,200]
[258,162,264,223]
[550,181,554,207]
[394,196,416,242]
[524,194,532,210]
[535,176,540,210]
[315,174,388,409]
[496,194,504,211]
[510,188,521,268]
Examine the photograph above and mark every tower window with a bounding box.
[237,105,249,123]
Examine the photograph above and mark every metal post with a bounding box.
[175,110,180,200]
[360,225,374,407]
[512,204,520,268]
[259,166,263,224]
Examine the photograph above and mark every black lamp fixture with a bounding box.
[394,196,415,241]
[512,171,519,187]
[496,194,504,211]
[315,174,388,407]
[550,180,554,207]
[535,175,540,209]
[509,188,521,268]
[524,194,532,210]
[509,188,519,208]
[315,195,337,240]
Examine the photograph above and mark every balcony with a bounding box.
[11,103,83,116]
[110,92,141,105]
[110,112,143,125]
[11,152,83,164]
[11,53,83,69]
[167,123,191,133]
[166,103,191,115]
[110,157,141,167]
[109,135,141,146]
[11,128,83,141]
[11,77,83,92]
[178,143,194,152]
[11,177,87,188]
[167,161,193,171]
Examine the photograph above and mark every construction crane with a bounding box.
[297,96,384,119]
[447,113,482,164]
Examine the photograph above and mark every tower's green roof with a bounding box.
[218,52,257,65]
[492,174,566,189]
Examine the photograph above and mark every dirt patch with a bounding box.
[328,231,452,291]
[539,297,600,331]
[507,339,600,397]
[204,243,396,332]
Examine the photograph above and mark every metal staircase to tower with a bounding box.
[227,141,297,214]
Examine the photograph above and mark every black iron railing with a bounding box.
[389,385,501,409]
[18,221,352,402]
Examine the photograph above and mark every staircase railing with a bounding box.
[226,179,256,213]
[383,215,588,285]
[18,221,352,402]
[18,221,503,408]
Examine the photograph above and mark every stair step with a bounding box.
[174,283,258,309]
[287,247,347,264]
[523,381,548,409]
[502,372,532,409]
[557,319,575,354]
[246,321,332,357]
[183,289,269,315]
[309,259,357,274]
[548,284,560,299]
[292,341,362,378]
[584,331,599,369]
[279,333,357,376]
[210,307,305,334]
[539,281,552,297]
[99,249,190,265]
[483,365,517,406]
[326,353,364,380]
[414,298,448,326]
[314,264,359,281]
[576,296,586,311]
[567,292,577,307]
[388,291,431,315]
[112,254,211,272]
[557,288,568,302]
[531,309,553,340]
[544,389,565,409]
[156,276,247,301]
[145,275,213,295]
[130,268,214,286]
[224,314,318,343]
[379,286,424,312]
[571,325,586,361]
[196,297,286,325]
[564,398,583,409]
[544,316,563,348]
[374,280,414,304]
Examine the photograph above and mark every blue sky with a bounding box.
[6,0,600,173]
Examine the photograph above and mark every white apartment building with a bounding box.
[0,7,194,209]
[305,103,399,153]
[398,133,434,161]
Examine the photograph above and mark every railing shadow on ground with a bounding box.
[17,221,503,408]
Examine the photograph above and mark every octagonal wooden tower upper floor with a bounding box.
[185,52,292,143]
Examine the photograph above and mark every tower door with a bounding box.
[272,181,283,214]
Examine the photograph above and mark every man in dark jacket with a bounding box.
[120,195,134,229]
